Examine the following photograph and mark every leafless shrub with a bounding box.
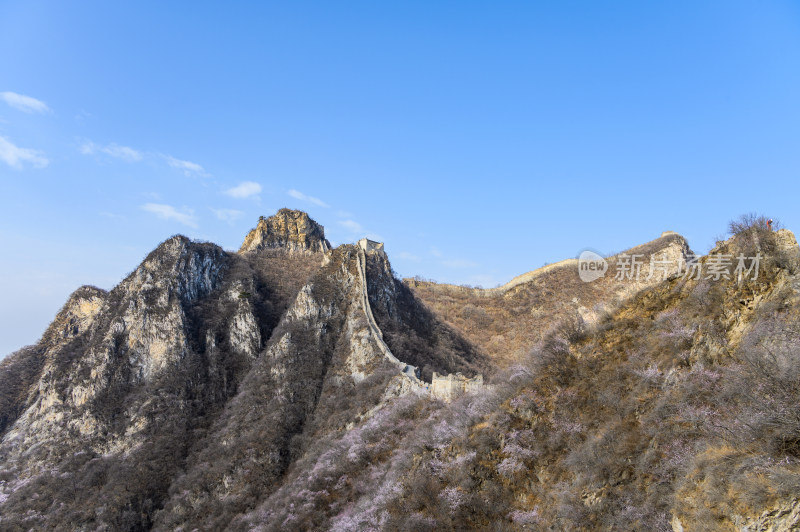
[728,213,781,235]
[714,318,800,458]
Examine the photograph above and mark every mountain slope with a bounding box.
[0,211,483,531]
[408,232,691,366]
[386,228,800,531]
[212,226,800,532]
[0,236,238,530]
[3,212,797,531]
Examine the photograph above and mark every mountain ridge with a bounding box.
[0,210,487,530]
[3,210,799,530]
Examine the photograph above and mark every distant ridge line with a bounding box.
[404,232,687,298]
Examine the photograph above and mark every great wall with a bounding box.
[357,238,484,402]
[403,231,688,298]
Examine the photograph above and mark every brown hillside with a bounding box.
[407,233,691,367]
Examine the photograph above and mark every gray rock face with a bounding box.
[150,244,418,530]
[239,208,331,254]
[45,285,108,344]
[1,236,226,451]
[0,235,243,530]
[0,211,476,531]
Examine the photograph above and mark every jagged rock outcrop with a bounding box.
[673,499,800,532]
[151,240,482,530]
[735,499,800,531]
[0,210,480,531]
[0,285,107,437]
[0,231,312,530]
[239,208,331,254]
[45,285,108,343]
[5,236,227,448]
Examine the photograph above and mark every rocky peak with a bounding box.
[43,285,107,344]
[239,208,330,254]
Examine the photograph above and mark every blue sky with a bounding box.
[2,1,800,356]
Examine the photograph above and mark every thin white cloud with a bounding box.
[141,203,197,228]
[430,246,443,258]
[211,208,245,224]
[225,181,262,199]
[396,251,421,262]
[288,189,328,208]
[74,109,92,122]
[0,91,50,114]
[78,141,95,155]
[338,219,365,233]
[441,258,478,268]
[104,144,142,162]
[336,219,382,242]
[0,136,49,169]
[80,141,142,162]
[164,155,207,176]
[80,141,207,175]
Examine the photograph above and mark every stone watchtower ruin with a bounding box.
[357,238,386,257]
[430,372,484,402]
